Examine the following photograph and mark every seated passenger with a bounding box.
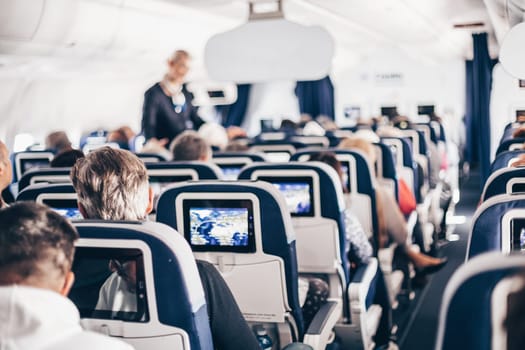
[338,137,447,273]
[170,130,212,161]
[46,130,73,154]
[107,126,136,150]
[50,149,85,167]
[0,140,12,209]
[70,147,260,350]
[0,202,133,349]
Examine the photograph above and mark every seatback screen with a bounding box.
[20,159,50,175]
[42,198,82,219]
[217,164,245,180]
[69,247,149,322]
[259,176,314,217]
[183,199,256,253]
[511,218,525,252]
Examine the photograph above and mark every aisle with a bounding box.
[399,172,481,350]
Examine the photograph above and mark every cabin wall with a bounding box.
[332,50,466,144]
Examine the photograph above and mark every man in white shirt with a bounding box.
[0,202,133,350]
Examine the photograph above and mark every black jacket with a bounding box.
[141,83,204,144]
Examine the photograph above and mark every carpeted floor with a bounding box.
[397,171,481,350]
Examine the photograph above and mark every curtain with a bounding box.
[217,84,252,127]
[295,75,335,120]
[465,33,494,185]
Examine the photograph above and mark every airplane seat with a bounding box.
[135,152,169,163]
[490,149,525,173]
[435,252,525,350]
[496,137,525,156]
[145,161,223,214]
[155,180,342,349]
[380,137,419,203]
[237,161,384,346]
[16,183,81,219]
[481,167,525,202]
[211,151,267,180]
[466,193,525,260]
[72,220,213,350]
[79,129,109,150]
[290,136,330,148]
[373,142,399,202]
[11,150,54,183]
[248,138,309,162]
[18,167,72,192]
[290,149,406,309]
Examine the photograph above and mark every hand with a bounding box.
[226,126,247,140]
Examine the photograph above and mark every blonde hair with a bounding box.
[71,147,149,220]
[338,136,388,248]
[169,50,190,63]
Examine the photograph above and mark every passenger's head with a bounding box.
[512,126,525,139]
[50,149,85,168]
[166,50,190,84]
[338,137,377,165]
[198,123,229,150]
[170,130,212,161]
[71,147,152,221]
[45,131,72,154]
[0,140,12,192]
[308,151,347,193]
[107,126,136,150]
[0,202,78,295]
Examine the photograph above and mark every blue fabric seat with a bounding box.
[436,252,525,350]
[18,167,71,192]
[490,150,525,173]
[481,167,525,202]
[72,220,213,350]
[11,151,54,183]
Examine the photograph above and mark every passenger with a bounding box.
[141,50,205,146]
[46,131,73,154]
[0,140,12,209]
[170,130,212,161]
[308,151,395,347]
[338,137,447,273]
[70,147,260,350]
[0,202,133,349]
[50,149,85,167]
[107,126,136,150]
[512,126,525,139]
[224,140,250,152]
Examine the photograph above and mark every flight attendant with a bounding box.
[141,50,204,146]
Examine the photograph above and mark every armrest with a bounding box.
[302,299,341,350]
[349,258,378,320]
[406,210,418,241]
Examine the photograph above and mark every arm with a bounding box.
[141,90,158,141]
[196,260,260,350]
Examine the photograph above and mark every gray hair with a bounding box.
[70,147,149,220]
[170,130,212,161]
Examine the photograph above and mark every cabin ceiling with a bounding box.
[163,0,501,63]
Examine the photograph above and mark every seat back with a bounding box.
[496,138,525,156]
[72,220,213,350]
[18,167,72,191]
[11,151,54,182]
[248,139,308,162]
[156,181,305,340]
[145,161,222,202]
[16,183,80,219]
[373,143,399,201]
[467,194,525,259]
[436,252,525,350]
[211,152,267,180]
[381,137,420,202]
[135,153,168,163]
[490,150,525,173]
[238,161,349,281]
[481,167,525,202]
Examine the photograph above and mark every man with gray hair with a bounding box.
[0,140,13,209]
[170,130,212,161]
[71,147,260,350]
[0,202,133,349]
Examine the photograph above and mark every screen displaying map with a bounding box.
[189,207,249,247]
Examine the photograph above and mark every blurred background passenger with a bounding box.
[170,130,212,161]
[50,149,85,168]
[0,140,13,208]
[107,126,136,150]
[46,131,73,154]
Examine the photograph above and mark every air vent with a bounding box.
[453,22,486,29]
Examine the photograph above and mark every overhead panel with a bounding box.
[0,0,45,41]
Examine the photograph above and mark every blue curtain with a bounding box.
[218,84,252,127]
[295,76,335,120]
[465,33,494,185]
